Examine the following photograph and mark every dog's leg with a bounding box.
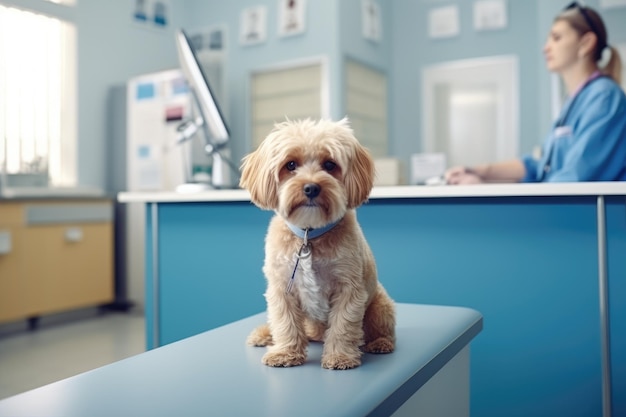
[262,290,308,367]
[362,284,396,353]
[321,288,368,370]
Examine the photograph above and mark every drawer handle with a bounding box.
[65,227,83,243]
[0,230,11,255]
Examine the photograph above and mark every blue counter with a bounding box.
[0,303,482,417]
[119,183,626,417]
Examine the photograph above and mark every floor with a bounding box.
[0,309,145,401]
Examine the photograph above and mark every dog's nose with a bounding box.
[303,183,321,198]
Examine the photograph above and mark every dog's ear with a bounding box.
[345,142,375,208]
[239,145,279,210]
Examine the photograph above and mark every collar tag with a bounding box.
[287,229,312,293]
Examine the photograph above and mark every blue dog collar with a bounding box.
[286,219,341,240]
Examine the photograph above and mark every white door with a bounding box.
[422,56,519,168]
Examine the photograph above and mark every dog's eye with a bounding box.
[285,161,297,171]
[323,161,337,172]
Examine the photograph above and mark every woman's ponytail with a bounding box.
[601,46,623,86]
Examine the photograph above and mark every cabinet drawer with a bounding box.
[25,203,112,225]
[22,223,114,315]
[0,225,27,323]
[0,199,115,324]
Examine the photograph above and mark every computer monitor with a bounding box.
[175,28,229,145]
[174,28,233,189]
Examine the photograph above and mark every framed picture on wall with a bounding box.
[473,0,507,32]
[240,6,267,46]
[428,5,460,39]
[278,0,307,38]
[132,0,170,29]
[188,26,227,55]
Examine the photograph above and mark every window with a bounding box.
[345,59,388,157]
[0,5,76,187]
[250,60,328,149]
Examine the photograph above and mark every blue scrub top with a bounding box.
[522,76,626,182]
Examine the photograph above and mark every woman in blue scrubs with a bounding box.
[446,3,626,184]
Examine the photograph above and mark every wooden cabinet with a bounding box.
[0,205,28,323]
[0,199,114,325]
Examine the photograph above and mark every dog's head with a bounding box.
[239,118,375,229]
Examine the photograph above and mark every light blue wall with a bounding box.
[75,0,184,188]
[389,0,626,173]
[338,0,393,142]
[183,0,342,162]
[150,0,626,186]
[4,0,626,189]
[391,0,541,168]
[184,0,394,160]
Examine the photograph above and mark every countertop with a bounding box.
[117,182,626,203]
[0,186,109,201]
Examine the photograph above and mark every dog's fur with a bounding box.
[239,118,395,370]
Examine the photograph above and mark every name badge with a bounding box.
[554,125,573,138]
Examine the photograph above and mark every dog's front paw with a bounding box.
[246,324,273,347]
[262,350,306,367]
[362,337,395,354]
[321,353,362,370]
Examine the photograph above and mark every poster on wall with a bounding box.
[473,0,507,32]
[240,6,268,46]
[132,0,170,28]
[188,26,227,57]
[428,5,460,39]
[278,0,307,38]
[362,0,382,42]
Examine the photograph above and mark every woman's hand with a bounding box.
[445,160,526,184]
[444,166,484,185]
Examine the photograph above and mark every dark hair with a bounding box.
[557,3,622,84]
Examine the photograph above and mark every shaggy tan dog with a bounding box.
[240,118,395,370]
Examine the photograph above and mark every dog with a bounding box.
[239,117,395,370]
